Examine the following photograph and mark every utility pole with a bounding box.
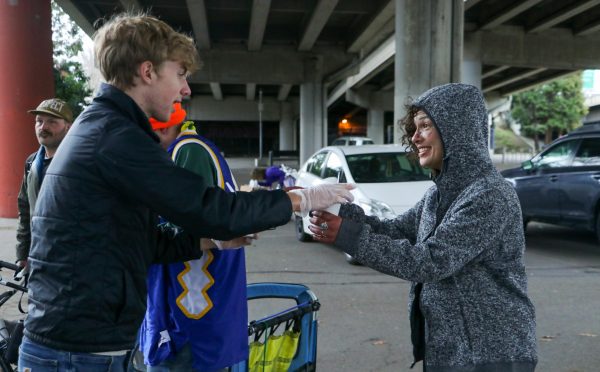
[258,89,263,159]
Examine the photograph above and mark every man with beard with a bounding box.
[15,98,73,268]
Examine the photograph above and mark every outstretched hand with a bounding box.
[204,234,258,250]
[289,184,355,216]
[308,211,341,244]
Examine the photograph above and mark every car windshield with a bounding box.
[346,152,430,183]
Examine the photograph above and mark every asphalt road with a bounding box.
[0,218,598,371]
[245,220,600,372]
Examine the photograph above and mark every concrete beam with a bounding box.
[327,35,394,106]
[498,70,579,96]
[248,0,271,51]
[380,80,394,91]
[345,89,370,108]
[481,65,509,79]
[54,0,95,37]
[209,83,223,100]
[187,0,211,50]
[246,83,256,100]
[464,0,483,11]
[576,18,600,35]
[298,0,339,51]
[371,91,393,111]
[186,95,299,122]
[476,26,600,69]
[359,17,395,58]
[191,47,354,85]
[482,68,547,93]
[347,0,394,53]
[479,0,543,30]
[345,88,393,111]
[527,0,600,33]
[323,59,360,85]
[277,84,293,101]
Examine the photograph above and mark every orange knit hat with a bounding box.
[149,102,187,130]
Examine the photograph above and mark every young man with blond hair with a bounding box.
[19,13,352,371]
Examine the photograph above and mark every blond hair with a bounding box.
[94,13,201,89]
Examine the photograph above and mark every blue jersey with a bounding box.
[140,129,248,371]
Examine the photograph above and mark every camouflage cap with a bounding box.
[28,99,74,123]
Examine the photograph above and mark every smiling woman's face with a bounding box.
[411,110,443,172]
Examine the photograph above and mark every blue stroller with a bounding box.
[232,282,320,372]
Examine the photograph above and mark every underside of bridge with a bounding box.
[48,0,600,160]
[2,0,600,216]
[59,0,600,100]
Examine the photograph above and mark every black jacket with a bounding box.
[25,83,292,352]
[15,151,51,262]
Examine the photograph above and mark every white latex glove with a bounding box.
[290,184,355,217]
[211,234,258,250]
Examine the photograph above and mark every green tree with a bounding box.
[511,73,588,151]
[52,1,91,119]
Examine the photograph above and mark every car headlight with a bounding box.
[358,199,396,219]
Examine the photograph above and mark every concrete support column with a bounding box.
[279,102,294,151]
[300,57,324,163]
[0,0,54,217]
[393,0,463,143]
[463,32,482,89]
[367,109,384,144]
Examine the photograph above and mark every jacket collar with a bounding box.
[95,83,160,143]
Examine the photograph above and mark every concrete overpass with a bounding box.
[55,0,600,155]
[2,0,600,216]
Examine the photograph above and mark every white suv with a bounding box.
[331,136,374,146]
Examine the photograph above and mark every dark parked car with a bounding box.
[501,124,600,241]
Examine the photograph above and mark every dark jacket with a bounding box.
[15,151,51,262]
[335,84,536,371]
[25,83,292,353]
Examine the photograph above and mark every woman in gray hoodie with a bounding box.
[309,83,537,371]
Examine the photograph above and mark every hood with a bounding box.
[413,83,495,196]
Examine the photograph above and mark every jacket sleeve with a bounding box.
[153,223,202,263]
[95,123,292,240]
[338,201,423,243]
[336,186,515,283]
[154,140,216,262]
[15,160,31,261]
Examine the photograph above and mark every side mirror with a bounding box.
[521,160,534,171]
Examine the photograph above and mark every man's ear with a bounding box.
[138,61,154,84]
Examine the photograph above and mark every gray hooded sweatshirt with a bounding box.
[335,83,537,371]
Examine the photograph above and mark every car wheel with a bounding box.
[345,252,361,265]
[295,216,312,242]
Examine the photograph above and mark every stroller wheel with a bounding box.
[344,253,362,265]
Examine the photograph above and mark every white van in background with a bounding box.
[331,136,374,146]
